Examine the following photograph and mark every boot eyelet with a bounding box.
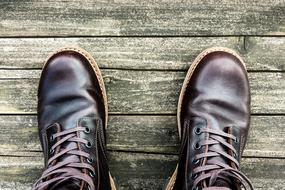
[85,141,92,148]
[89,171,96,178]
[87,157,94,164]
[193,142,201,150]
[50,135,54,142]
[84,127,90,134]
[191,173,198,179]
[234,138,239,143]
[194,127,202,135]
[49,149,55,154]
[193,159,200,165]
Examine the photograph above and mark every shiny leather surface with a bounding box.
[37,50,111,190]
[173,51,250,189]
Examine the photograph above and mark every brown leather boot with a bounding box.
[165,47,254,190]
[33,47,116,190]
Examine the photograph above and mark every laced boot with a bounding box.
[165,47,254,190]
[33,47,116,190]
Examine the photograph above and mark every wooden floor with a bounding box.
[0,1,285,189]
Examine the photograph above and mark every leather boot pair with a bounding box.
[33,47,253,190]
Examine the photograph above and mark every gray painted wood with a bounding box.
[0,0,284,36]
[0,115,284,157]
[0,70,284,114]
[0,37,284,71]
[0,152,284,190]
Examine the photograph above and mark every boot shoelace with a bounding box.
[189,126,254,190]
[33,123,96,190]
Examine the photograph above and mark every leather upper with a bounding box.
[37,50,111,190]
[173,51,251,190]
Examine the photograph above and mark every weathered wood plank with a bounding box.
[244,37,285,71]
[0,37,285,71]
[0,0,284,36]
[0,115,284,157]
[0,70,284,114]
[0,153,284,190]
[0,37,241,70]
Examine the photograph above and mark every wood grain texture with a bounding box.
[0,70,284,114]
[0,115,284,157]
[0,37,285,71]
[0,0,284,36]
[0,152,284,190]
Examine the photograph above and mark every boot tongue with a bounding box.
[59,141,81,164]
[205,120,233,188]
[50,178,81,190]
[197,139,233,188]
[55,136,84,189]
[206,133,229,168]
[212,179,232,188]
[48,125,84,189]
